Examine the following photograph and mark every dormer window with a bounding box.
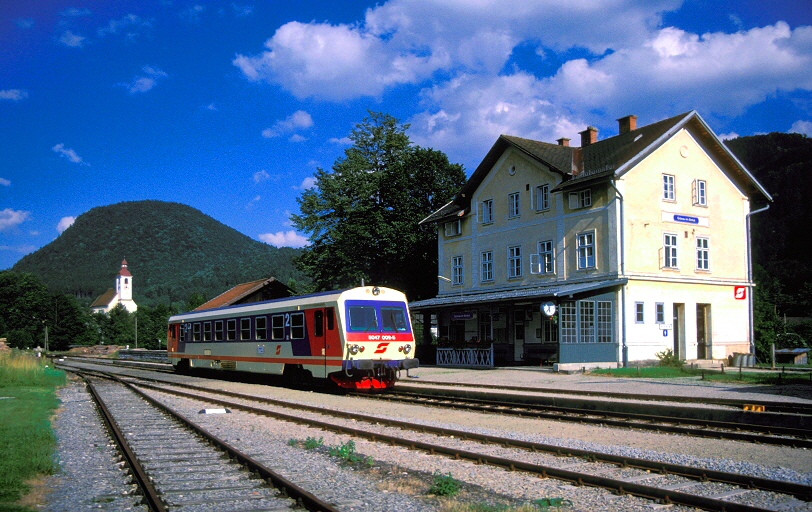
[568,189,591,209]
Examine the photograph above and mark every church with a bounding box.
[90,259,138,314]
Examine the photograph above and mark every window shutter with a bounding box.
[569,192,579,209]
[529,253,541,274]
[692,180,697,206]
[476,202,483,223]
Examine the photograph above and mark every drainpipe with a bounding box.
[610,179,627,367]
[746,204,770,356]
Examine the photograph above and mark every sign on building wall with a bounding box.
[661,212,709,227]
[734,286,747,300]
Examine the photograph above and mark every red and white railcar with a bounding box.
[167,286,418,389]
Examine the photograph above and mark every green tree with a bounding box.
[292,111,465,300]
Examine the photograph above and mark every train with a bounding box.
[166,286,419,389]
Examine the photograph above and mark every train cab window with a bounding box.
[240,318,251,340]
[271,315,285,340]
[203,322,212,341]
[381,306,409,332]
[181,323,192,342]
[227,319,237,341]
[314,311,324,337]
[290,312,305,339]
[348,306,378,332]
[193,323,202,342]
[214,320,224,341]
[255,316,267,340]
[326,308,335,330]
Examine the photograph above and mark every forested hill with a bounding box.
[725,132,812,317]
[12,200,308,308]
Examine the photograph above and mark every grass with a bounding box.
[0,350,66,510]
[590,365,812,385]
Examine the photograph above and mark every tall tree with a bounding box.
[292,112,465,300]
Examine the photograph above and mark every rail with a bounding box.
[436,344,494,367]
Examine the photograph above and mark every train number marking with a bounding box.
[373,342,390,354]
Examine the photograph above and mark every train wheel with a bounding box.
[283,364,312,389]
[174,358,190,375]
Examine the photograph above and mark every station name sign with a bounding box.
[661,212,709,227]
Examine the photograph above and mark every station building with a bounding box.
[410,111,771,369]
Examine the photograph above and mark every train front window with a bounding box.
[348,306,378,331]
[381,306,409,332]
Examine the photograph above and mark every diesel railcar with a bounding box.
[167,286,419,389]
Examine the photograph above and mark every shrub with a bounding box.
[428,471,461,496]
[655,348,684,368]
[303,436,323,450]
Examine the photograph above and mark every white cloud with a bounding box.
[253,169,271,183]
[180,5,205,23]
[52,143,88,165]
[296,176,317,190]
[97,14,153,39]
[258,230,310,248]
[57,216,75,233]
[0,178,10,186]
[718,132,740,141]
[61,7,92,17]
[289,134,306,142]
[790,120,812,136]
[59,30,86,48]
[261,110,314,138]
[120,66,168,94]
[0,209,30,232]
[0,244,36,255]
[15,18,34,29]
[0,89,28,101]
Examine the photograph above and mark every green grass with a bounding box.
[0,351,66,510]
[590,365,812,385]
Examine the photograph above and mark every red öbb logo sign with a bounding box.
[734,286,747,300]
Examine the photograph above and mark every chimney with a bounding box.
[617,115,637,135]
[579,126,598,147]
[556,137,570,147]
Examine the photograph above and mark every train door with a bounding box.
[308,308,340,374]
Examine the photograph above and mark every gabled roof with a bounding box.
[90,288,117,309]
[420,110,771,225]
[195,277,293,311]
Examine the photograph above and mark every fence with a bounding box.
[436,344,494,368]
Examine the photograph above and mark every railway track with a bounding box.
[357,390,812,449]
[60,363,812,512]
[72,369,339,511]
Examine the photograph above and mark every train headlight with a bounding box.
[403,344,412,355]
[349,344,360,355]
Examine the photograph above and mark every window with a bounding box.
[535,184,550,211]
[560,302,577,343]
[635,302,644,323]
[271,315,285,340]
[655,303,665,324]
[348,305,378,331]
[597,302,613,343]
[480,251,493,282]
[214,320,224,341]
[381,306,409,331]
[530,240,555,275]
[664,233,678,268]
[478,199,493,224]
[192,322,201,342]
[696,237,710,270]
[203,322,212,341]
[255,316,267,340]
[579,301,595,343]
[290,312,305,339]
[577,232,595,269]
[663,174,675,201]
[568,189,592,209]
[452,256,463,285]
[444,219,461,237]
[508,245,522,278]
[693,179,707,206]
[226,319,237,341]
[508,192,520,218]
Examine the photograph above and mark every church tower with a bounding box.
[115,259,137,312]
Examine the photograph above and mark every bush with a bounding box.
[6,329,35,350]
[655,348,684,368]
[428,471,461,496]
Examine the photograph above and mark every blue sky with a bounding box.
[2,0,811,270]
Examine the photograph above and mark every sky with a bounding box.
[1,0,811,271]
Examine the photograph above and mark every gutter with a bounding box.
[610,179,627,367]
[746,204,770,356]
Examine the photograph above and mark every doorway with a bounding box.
[696,304,711,359]
[672,303,685,359]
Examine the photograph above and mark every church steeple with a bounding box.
[116,258,133,302]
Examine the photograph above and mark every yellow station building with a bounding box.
[411,111,771,369]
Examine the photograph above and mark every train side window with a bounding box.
[193,323,201,342]
[203,322,212,341]
[271,315,285,340]
[314,310,324,337]
[227,319,237,341]
[181,323,191,342]
[290,312,305,339]
[255,316,267,340]
[348,306,378,331]
[326,308,335,330]
[240,318,251,340]
[214,320,224,341]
